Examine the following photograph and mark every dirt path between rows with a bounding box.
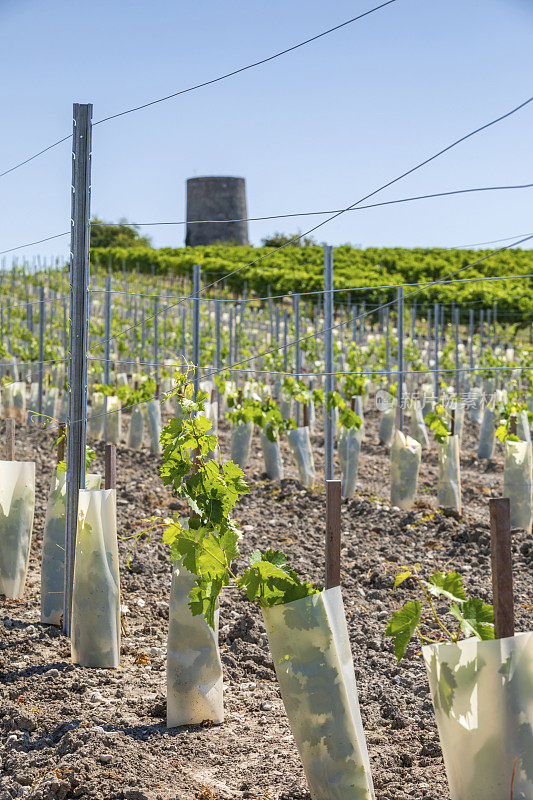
[1,409,531,800]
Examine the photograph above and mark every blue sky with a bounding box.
[0,0,532,262]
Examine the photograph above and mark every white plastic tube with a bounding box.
[104,395,122,443]
[287,426,316,488]
[71,489,121,668]
[263,587,375,800]
[423,633,533,800]
[145,399,162,455]
[438,435,462,512]
[378,406,396,447]
[11,382,26,421]
[503,440,532,531]
[230,421,253,469]
[260,430,283,480]
[127,404,144,449]
[279,392,293,421]
[421,382,435,419]
[410,399,430,449]
[470,386,484,426]
[390,429,421,510]
[338,424,364,498]
[517,409,531,444]
[167,562,224,727]
[0,461,35,599]
[88,392,104,439]
[477,406,496,459]
[41,471,101,625]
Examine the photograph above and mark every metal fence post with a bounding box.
[215,298,221,418]
[397,286,404,432]
[37,286,45,417]
[293,294,301,426]
[454,306,460,398]
[64,102,92,636]
[153,298,159,387]
[469,308,474,372]
[283,310,289,374]
[192,264,201,398]
[324,245,334,480]
[103,273,111,439]
[433,302,439,402]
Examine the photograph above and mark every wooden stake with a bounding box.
[509,415,517,437]
[302,404,309,428]
[5,419,15,461]
[57,423,66,464]
[325,479,342,589]
[450,408,456,437]
[105,443,117,490]
[489,497,514,639]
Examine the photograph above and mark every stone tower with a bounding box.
[185,176,249,247]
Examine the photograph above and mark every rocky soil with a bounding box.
[1,408,531,800]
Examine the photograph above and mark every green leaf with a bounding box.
[385,600,422,662]
[423,571,466,603]
[450,597,494,640]
[393,568,411,591]
[238,549,318,607]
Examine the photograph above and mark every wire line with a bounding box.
[0,135,72,180]
[92,2,397,126]
[0,231,70,257]
[91,181,533,229]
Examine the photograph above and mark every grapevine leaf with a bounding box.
[450,598,495,640]
[238,550,318,607]
[423,571,466,603]
[385,600,422,662]
[393,568,411,591]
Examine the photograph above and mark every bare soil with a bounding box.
[1,410,531,800]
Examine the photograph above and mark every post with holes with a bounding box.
[293,294,301,426]
[5,419,15,461]
[228,307,234,375]
[454,306,460,399]
[397,286,404,432]
[103,273,111,440]
[105,443,117,490]
[433,302,439,403]
[153,297,159,387]
[37,286,45,418]
[140,306,146,365]
[489,497,514,638]
[468,308,474,372]
[426,305,432,367]
[192,264,201,398]
[64,102,92,637]
[267,286,274,344]
[62,298,68,360]
[282,309,289,374]
[325,479,341,589]
[323,246,334,480]
[384,307,391,381]
[215,298,221,419]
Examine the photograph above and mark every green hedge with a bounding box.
[91,244,533,321]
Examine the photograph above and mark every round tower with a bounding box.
[185,176,249,247]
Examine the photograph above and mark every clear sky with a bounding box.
[1,0,532,263]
